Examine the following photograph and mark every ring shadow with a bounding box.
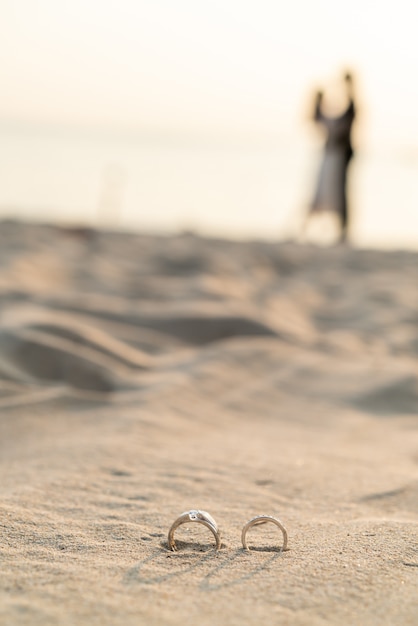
[200,548,285,591]
[123,542,222,586]
[124,543,287,589]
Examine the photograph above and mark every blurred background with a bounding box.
[1,0,417,248]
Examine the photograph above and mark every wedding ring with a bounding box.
[167,510,221,551]
[241,515,288,551]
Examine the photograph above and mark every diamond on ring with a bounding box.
[167,509,221,551]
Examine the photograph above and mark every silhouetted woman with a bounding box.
[308,72,356,243]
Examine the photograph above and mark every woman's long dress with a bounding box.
[310,100,355,230]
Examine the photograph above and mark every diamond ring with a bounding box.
[167,510,221,551]
[241,515,288,551]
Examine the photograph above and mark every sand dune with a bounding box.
[0,220,417,625]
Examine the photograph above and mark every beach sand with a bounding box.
[0,220,417,625]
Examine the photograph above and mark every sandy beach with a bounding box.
[0,220,417,625]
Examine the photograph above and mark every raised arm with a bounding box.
[313,90,324,122]
[344,72,355,105]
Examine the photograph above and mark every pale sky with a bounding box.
[1,0,417,148]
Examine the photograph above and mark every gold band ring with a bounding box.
[241,515,288,551]
[167,510,221,551]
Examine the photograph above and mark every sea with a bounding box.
[1,123,417,249]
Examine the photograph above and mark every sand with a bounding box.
[0,220,417,625]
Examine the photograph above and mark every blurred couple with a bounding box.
[304,71,356,244]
